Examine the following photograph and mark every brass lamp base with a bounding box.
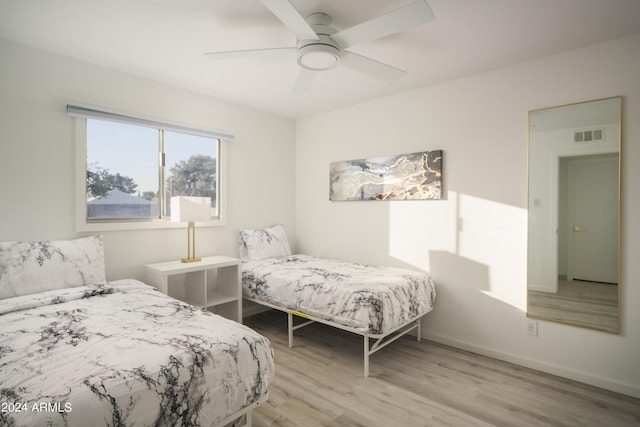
[180,221,202,263]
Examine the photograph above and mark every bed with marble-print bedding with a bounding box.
[0,236,274,427]
[239,225,436,377]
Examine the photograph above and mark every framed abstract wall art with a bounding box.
[329,150,442,201]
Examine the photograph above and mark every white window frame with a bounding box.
[71,105,231,232]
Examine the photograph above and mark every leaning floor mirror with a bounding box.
[527,96,621,333]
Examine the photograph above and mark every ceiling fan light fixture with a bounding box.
[297,43,341,71]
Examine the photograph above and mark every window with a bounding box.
[86,120,161,220]
[70,104,232,230]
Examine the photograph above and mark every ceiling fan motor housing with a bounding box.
[297,36,342,71]
[296,13,341,71]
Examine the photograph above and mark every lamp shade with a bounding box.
[170,196,211,223]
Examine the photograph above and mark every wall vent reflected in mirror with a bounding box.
[574,128,604,143]
[527,97,621,334]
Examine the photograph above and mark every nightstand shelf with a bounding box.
[144,256,242,323]
[207,291,237,307]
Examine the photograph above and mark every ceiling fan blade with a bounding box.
[260,0,319,40]
[293,68,316,93]
[204,47,295,59]
[332,0,434,49]
[341,51,406,83]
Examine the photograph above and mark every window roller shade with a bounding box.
[67,104,234,141]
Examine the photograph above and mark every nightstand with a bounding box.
[144,256,242,323]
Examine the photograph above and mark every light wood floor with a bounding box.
[244,310,640,427]
[528,280,618,332]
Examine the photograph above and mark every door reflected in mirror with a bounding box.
[527,97,621,333]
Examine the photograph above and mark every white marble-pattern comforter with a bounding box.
[242,255,436,335]
[0,279,274,427]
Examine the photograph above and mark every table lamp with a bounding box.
[171,196,211,263]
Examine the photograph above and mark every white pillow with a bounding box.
[0,235,107,300]
[238,224,292,262]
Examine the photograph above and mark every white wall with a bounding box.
[0,38,296,280]
[295,33,640,397]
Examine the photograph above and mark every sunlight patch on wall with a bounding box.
[388,191,527,311]
[457,193,527,311]
[388,191,457,271]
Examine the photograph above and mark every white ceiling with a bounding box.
[1,0,639,119]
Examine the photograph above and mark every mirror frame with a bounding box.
[526,96,622,334]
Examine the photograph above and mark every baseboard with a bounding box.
[527,284,555,293]
[422,332,640,399]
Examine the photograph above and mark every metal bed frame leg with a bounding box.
[287,312,293,348]
[364,335,370,377]
[417,319,421,342]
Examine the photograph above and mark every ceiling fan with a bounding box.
[204,0,435,92]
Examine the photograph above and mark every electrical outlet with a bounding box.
[527,319,538,336]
